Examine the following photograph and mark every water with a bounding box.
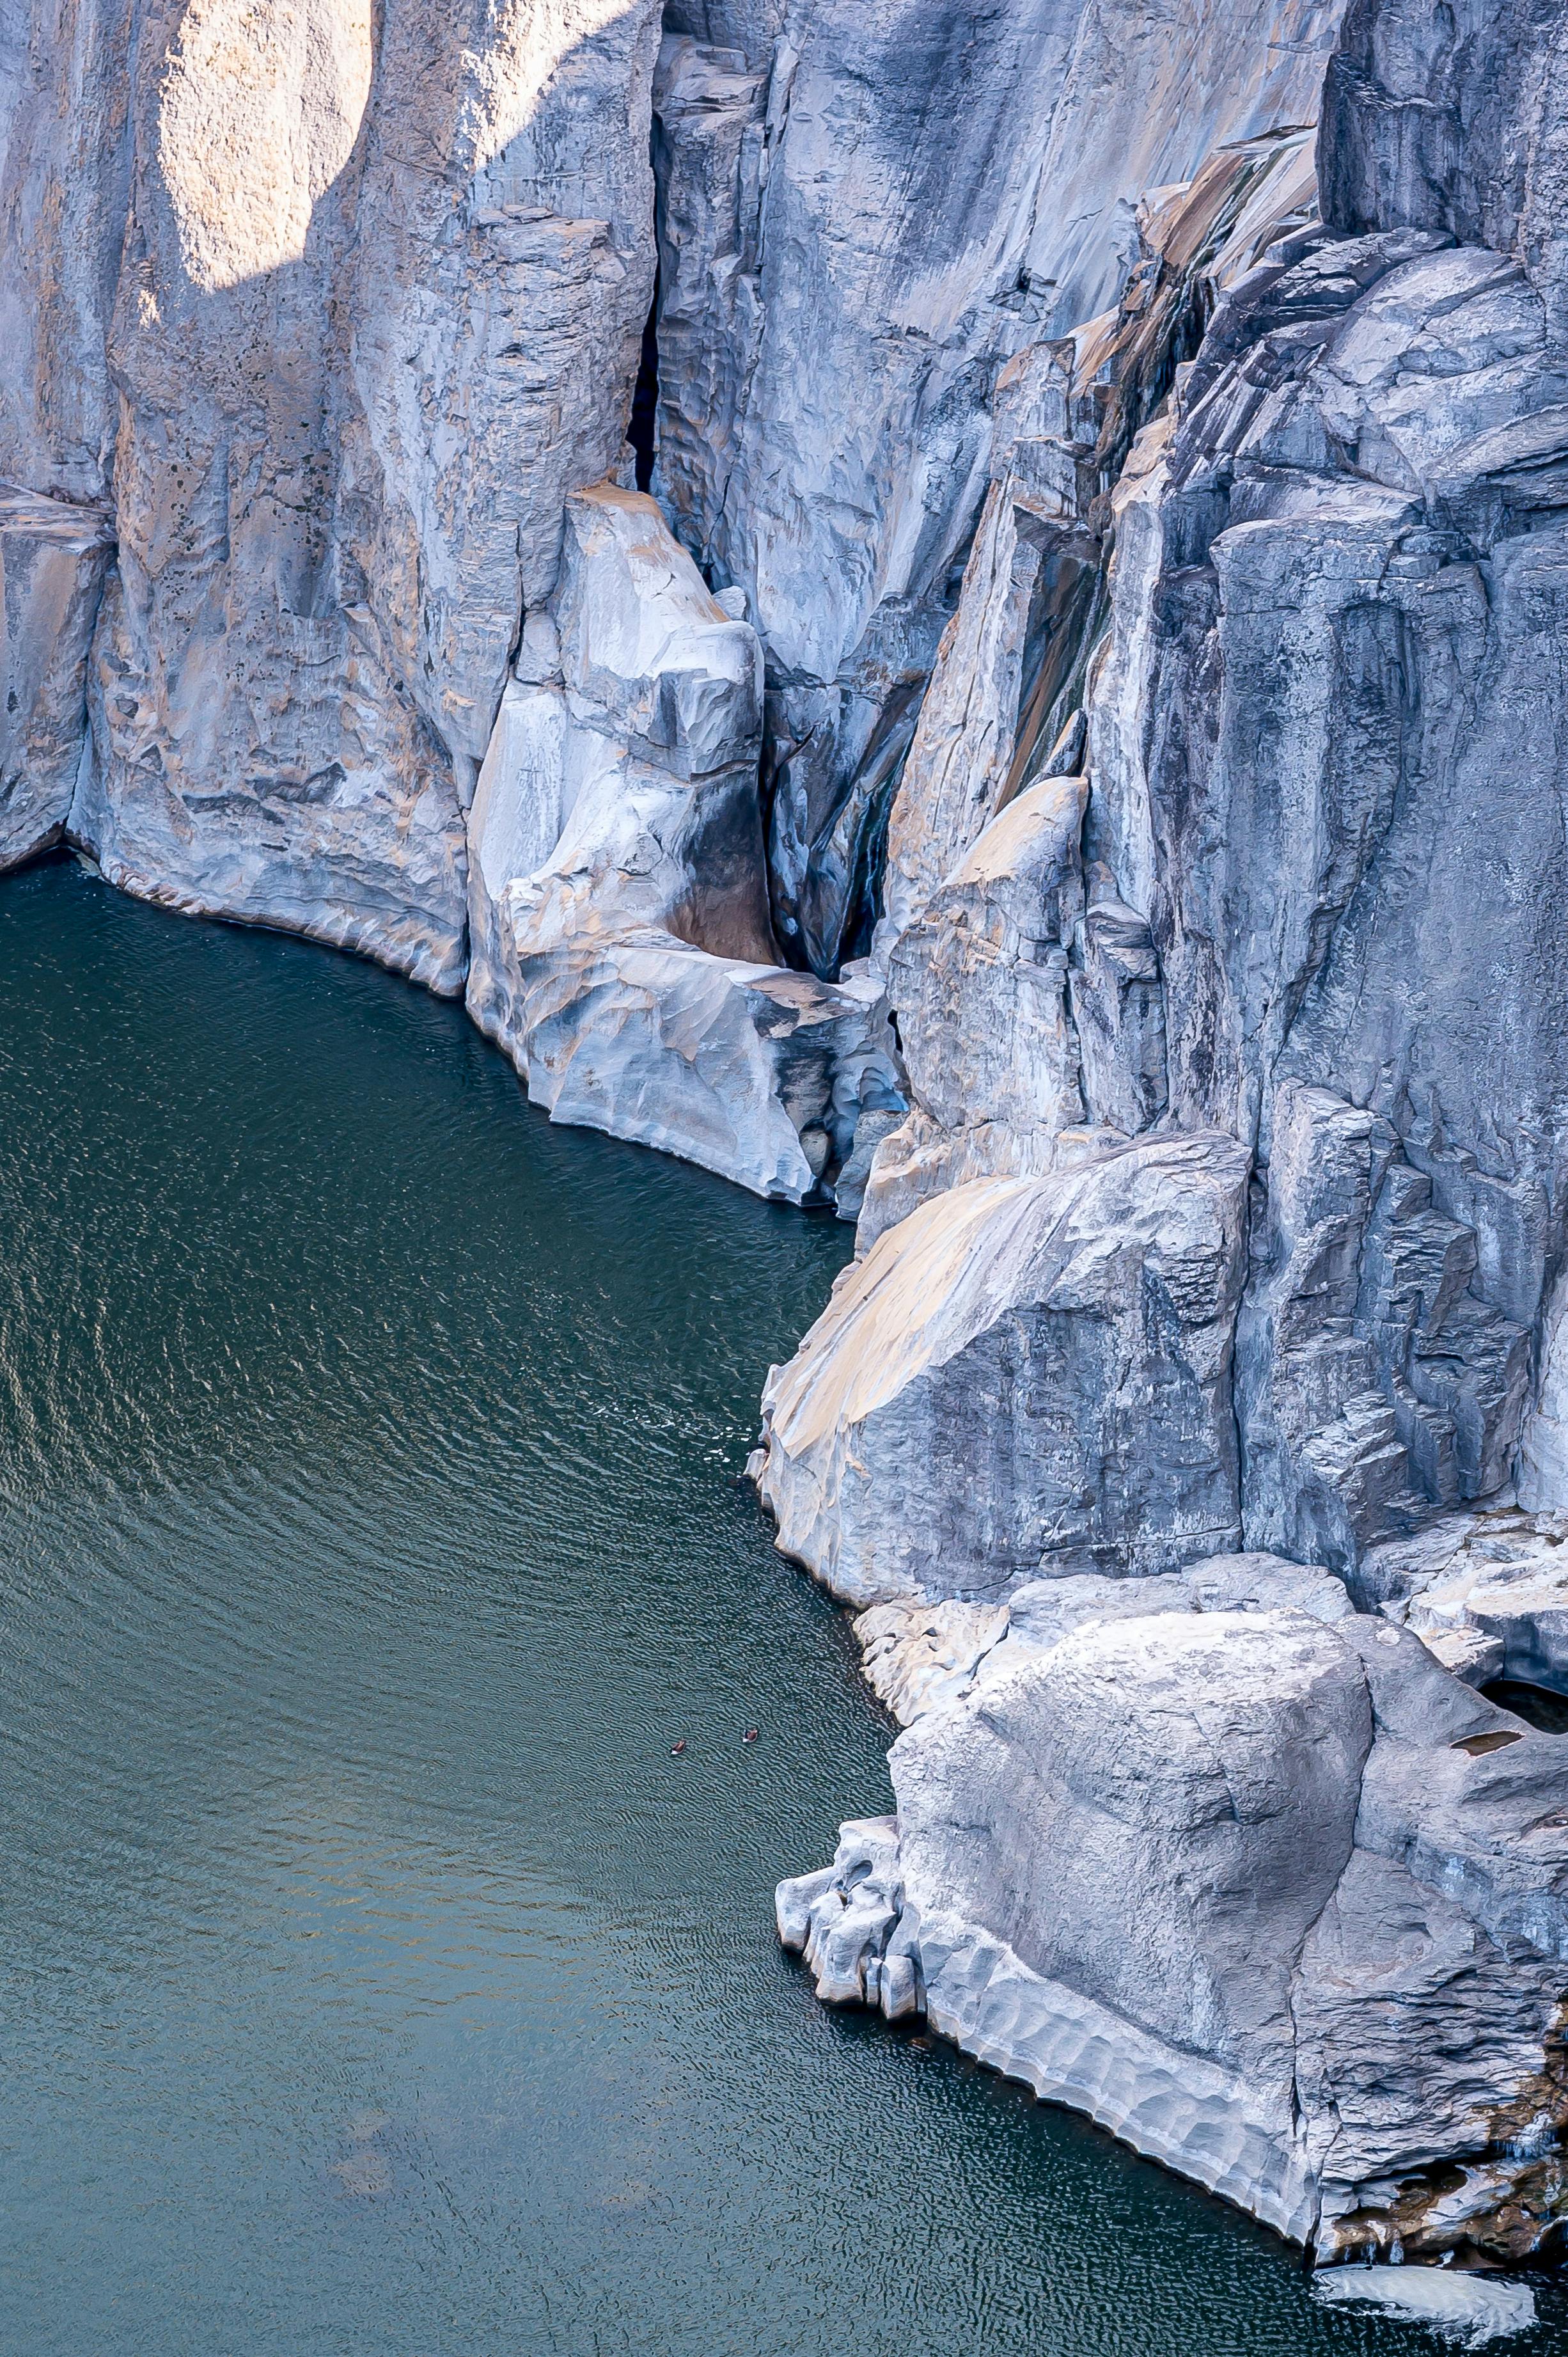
[1,857,1561,2357]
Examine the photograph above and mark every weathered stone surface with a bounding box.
[1092,232,1568,1188]
[1074,211,1568,1567]
[0,490,114,868]
[767,0,1568,2288]
[855,1549,1356,1728]
[1236,1082,1530,1577]
[752,1131,1250,1603]
[781,1601,1568,2262]
[466,485,900,1199]
[1521,1268,1568,1513]
[652,3,1345,972]
[855,139,1323,1237]
[858,773,1106,1242]
[1322,0,1568,343]
[880,128,1321,952]
[2,0,665,988]
[1369,1504,1568,1697]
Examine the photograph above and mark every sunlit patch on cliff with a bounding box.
[156,0,373,292]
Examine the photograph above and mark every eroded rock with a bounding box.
[751,1131,1250,1603]
[653,2,1346,971]
[781,1599,1568,2263]
[466,485,900,1200]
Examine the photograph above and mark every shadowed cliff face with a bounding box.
[2,0,662,981]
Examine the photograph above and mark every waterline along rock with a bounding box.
[465,483,899,1199]
[8,0,1568,2283]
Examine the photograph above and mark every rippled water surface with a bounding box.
[3,859,1563,2357]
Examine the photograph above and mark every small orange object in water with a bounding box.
[671,1739,686,1754]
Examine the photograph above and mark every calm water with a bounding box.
[1,858,1562,2357]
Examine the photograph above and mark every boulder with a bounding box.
[751,1131,1250,1603]
[781,1600,1568,2262]
[854,1550,1356,1728]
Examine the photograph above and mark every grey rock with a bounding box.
[2,0,665,989]
[1236,1081,1529,1577]
[852,1599,1014,1729]
[466,485,898,1201]
[652,2,1347,971]
[858,775,1098,1237]
[781,1607,1568,2261]
[752,1131,1250,1603]
[0,489,114,868]
[1322,0,1568,347]
[1371,1504,1568,1696]
[1418,1625,1509,1691]
[855,1550,1356,1728]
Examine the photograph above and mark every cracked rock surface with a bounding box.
[10,0,1568,2281]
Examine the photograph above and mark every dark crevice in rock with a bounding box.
[1485,1682,1568,1737]
[629,271,662,496]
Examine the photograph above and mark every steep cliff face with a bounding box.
[8,0,1568,2274]
[3,0,663,982]
[757,0,1568,2265]
[652,0,1344,973]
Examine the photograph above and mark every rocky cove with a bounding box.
[8,0,1568,2336]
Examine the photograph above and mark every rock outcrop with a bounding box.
[3,0,666,986]
[1,490,114,867]
[8,0,1568,2284]
[465,482,898,1198]
[753,1131,1250,1602]
[781,1586,1568,2264]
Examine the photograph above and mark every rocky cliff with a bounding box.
[7,0,1568,2279]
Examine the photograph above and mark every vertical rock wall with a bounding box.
[1,0,663,985]
[650,0,1345,974]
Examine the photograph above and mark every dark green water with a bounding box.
[1,858,1562,2357]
